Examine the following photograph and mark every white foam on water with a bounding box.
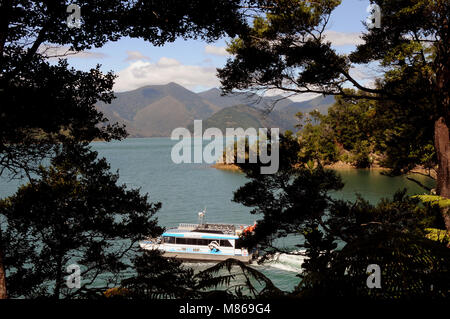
[256,250,306,273]
[180,251,307,274]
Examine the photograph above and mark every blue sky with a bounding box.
[53,0,372,96]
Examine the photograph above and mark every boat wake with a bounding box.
[256,251,306,273]
[182,251,306,274]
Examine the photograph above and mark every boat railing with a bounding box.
[178,223,199,230]
[177,222,251,234]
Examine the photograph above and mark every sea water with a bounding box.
[0,137,434,292]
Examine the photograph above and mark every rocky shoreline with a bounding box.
[212,161,437,179]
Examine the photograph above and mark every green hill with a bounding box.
[189,104,294,134]
[97,82,219,137]
[96,83,334,137]
[198,88,292,110]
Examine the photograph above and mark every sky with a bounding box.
[49,0,373,101]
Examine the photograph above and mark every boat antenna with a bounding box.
[198,207,206,225]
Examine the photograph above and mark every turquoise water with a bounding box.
[0,137,434,292]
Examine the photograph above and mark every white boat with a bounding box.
[139,210,257,263]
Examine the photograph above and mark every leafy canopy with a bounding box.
[0,144,163,298]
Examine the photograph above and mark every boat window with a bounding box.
[175,238,199,245]
[219,240,233,247]
[164,236,175,244]
[186,238,197,245]
[171,237,234,246]
[175,238,186,245]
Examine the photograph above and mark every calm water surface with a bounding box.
[0,138,434,292]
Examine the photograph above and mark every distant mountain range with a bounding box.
[96,82,335,137]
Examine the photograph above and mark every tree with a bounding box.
[0,0,251,298]
[218,0,450,229]
[0,58,125,176]
[297,229,450,299]
[296,111,339,166]
[0,144,163,298]
[0,53,125,298]
[233,133,344,252]
[0,0,248,177]
[296,191,450,299]
[327,91,438,181]
[121,253,282,299]
[120,250,199,299]
[232,134,449,299]
[350,0,450,198]
[325,95,378,159]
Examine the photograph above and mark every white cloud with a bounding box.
[348,65,380,89]
[38,44,106,59]
[288,93,322,102]
[124,50,150,61]
[349,66,375,81]
[114,58,220,92]
[323,31,364,46]
[264,88,320,102]
[205,45,229,56]
[157,57,180,67]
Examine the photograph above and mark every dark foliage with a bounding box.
[218,0,450,201]
[232,133,449,299]
[120,250,198,299]
[0,143,163,298]
[0,0,250,177]
[0,0,252,299]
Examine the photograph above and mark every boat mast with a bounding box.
[198,208,206,225]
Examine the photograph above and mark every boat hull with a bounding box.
[139,242,254,263]
[161,251,254,264]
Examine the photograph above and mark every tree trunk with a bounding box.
[434,117,450,198]
[434,4,450,232]
[434,118,450,233]
[0,246,7,299]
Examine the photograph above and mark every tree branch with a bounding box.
[339,69,384,95]
[406,177,432,192]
